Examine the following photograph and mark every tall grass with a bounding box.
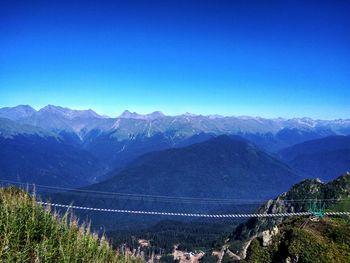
[0,187,142,263]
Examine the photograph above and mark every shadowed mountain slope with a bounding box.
[279,135,350,181]
[0,134,103,188]
[89,135,300,200]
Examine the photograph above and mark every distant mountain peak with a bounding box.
[39,105,103,119]
[119,110,165,120]
[15,104,36,111]
[119,110,142,119]
[207,114,224,119]
[0,105,37,120]
[40,104,68,113]
[182,112,198,117]
[149,111,165,117]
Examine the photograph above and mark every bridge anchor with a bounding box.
[308,200,326,220]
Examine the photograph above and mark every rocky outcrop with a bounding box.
[262,226,279,247]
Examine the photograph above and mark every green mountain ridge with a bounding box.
[226,173,350,262]
[233,172,350,242]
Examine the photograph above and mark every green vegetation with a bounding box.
[242,217,350,263]
[242,239,271,263]
[232,173,350,244]
[221,253,237,263]
[0,187,141,263]
[159,255,179,263]
[228,173,350,262]
[109,220,234,254]
[200,253,218,263]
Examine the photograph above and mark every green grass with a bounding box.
[0,187,142,263]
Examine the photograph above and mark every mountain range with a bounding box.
[1,105,349,143]
[1,104,350,188]
[1,104,350,248]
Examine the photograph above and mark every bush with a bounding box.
[242,239,271,263]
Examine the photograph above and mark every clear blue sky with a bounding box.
[0,0,349,119]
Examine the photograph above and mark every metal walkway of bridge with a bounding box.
[37,201,350,218]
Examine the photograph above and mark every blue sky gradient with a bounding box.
[0,0,349,119]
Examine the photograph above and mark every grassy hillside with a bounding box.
[243,217,350,263]
[0,187,141,263]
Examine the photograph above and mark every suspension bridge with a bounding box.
[1,179,350,219]
[37,201,350,218]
